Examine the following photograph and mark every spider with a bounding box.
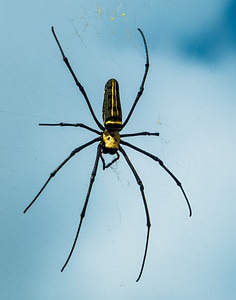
[24,26,192,282]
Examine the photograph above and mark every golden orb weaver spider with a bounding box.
[24,27,192,282]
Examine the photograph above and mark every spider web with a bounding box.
[66,2,134,49]
[1,0,236,299]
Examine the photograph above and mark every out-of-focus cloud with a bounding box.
[179,0,236,62]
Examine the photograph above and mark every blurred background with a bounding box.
[1,0,236,299]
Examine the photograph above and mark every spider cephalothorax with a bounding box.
[24,27,192,282]
[102,129,120,151]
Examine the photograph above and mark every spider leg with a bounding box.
[120,140,192,217]
[119,145,151,282]
[100,152,120,170]
[120,131,159,138]
[39,122,101,135]
[122,28,149,129]
[61,143,101,272]
[23,137,100,214]
[51,27,104,131]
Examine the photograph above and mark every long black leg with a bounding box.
[39,122,101,135]
[119,146,151,282]
[61,143,101,272]
[122,28,149,129]
[23,137,100,213]
[120,140,192,217]
[121,131,159,138]
[51,27,104,131]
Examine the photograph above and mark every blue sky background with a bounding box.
[1,0,236,299]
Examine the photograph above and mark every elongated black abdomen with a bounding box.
[102,79,122,130]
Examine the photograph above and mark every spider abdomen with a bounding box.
[103,78,122,130]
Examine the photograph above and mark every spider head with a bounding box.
[102,129,120,152]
